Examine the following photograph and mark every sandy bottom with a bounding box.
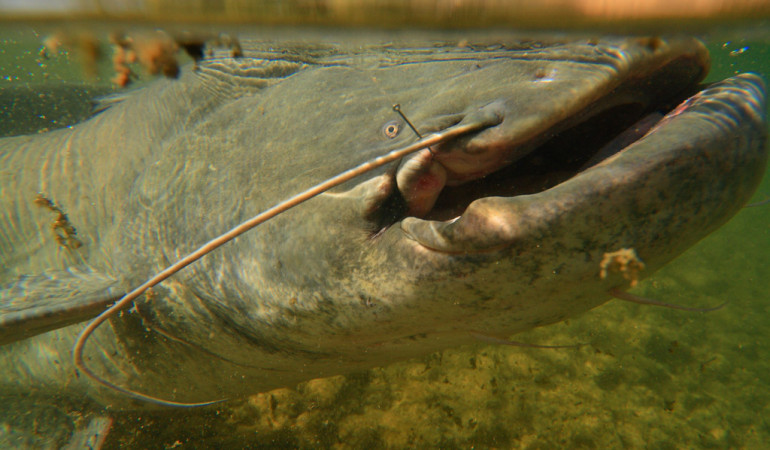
[102,194,770,449]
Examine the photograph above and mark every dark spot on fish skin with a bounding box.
[534,67,548,79]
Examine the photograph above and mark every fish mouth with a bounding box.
[421,99,682,222]
[389,57,767,254]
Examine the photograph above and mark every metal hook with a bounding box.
[393,104,434,155]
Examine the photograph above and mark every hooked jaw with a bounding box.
[393,73,767,258]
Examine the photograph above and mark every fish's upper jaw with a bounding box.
[399,73,767,256]
[374,37,710,229]
[394,102,506,217]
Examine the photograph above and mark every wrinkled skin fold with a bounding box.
[0,36,767,408]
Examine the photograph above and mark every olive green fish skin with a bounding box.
[0,37,765,407]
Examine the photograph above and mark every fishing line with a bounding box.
[393,103,435,155]
[392,104,422,138]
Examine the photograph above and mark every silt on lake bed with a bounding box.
[0,32,768,447]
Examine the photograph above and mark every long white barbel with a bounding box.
[72,110,500,407]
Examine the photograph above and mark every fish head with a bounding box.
[123,37,763,360]
[3,35,766,407]
[228,36,765,348]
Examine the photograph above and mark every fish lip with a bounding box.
[399,73,768,255]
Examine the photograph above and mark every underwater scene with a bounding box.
[1,14,770,450]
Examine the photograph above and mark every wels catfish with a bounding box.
[0,35,766,424]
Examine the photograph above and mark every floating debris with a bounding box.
[599,248,645,287]
[41,29,242,87]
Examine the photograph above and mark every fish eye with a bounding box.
[382,121,401,139]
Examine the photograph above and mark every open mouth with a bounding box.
[377,67,765,254]
[424,100,678,222]
[375,59,706,227]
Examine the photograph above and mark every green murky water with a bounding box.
[1,23,769,449]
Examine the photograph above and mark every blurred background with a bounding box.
[1,0,769,28]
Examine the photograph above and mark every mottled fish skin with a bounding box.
[0,37,765,408]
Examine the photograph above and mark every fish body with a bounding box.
[0,37,766,408]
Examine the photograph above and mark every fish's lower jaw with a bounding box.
[397,74,767,259]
